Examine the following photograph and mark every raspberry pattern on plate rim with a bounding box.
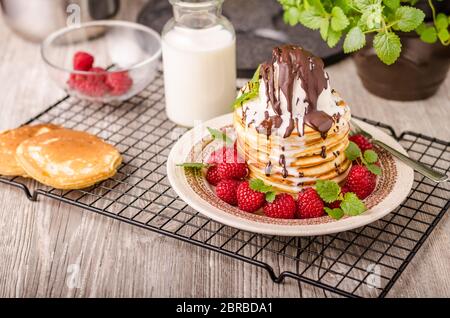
[182,128,397,226]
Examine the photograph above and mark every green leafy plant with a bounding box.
[344,141,382,175]
[316,179,366,220]
[279,0,450,65]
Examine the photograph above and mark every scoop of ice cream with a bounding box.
[238,45,346,138]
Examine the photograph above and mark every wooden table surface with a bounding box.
[0,13,449,297]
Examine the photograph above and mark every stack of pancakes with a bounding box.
[0,124,122,189]
[234,93,351,193]
[233,45,352,194]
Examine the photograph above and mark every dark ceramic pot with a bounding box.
[354,1,450,101]
[354,32,450,101]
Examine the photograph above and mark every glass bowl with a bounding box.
[41,20,162,103]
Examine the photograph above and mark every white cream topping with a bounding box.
[239,61,347,138]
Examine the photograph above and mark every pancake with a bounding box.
[15,129,122,189]
[0,124,60,176]
[234,91,352,194]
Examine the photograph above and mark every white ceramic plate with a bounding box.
[167,114,414,236]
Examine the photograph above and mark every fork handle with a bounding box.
[373,140,449,183]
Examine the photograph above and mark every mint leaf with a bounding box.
[420,27,438,43]
[320,18,330,41]
[233,66,260,109]
[233,90,258,109]
[249,178,273,193]
[336,0,352,13]
[363,149,378,163]
[359,2,383,29]
[327,28,342,48]
[177,162,208,170]
[284,7,300,26]
[373,32,402,65]
[345,141,362,161]
[265,191,276,203]
[298,8,324,30]
[366,163,382,175]
[308,0,327,15]
[343,26,366,53]
[353,0,381,11]
[354,0,374,10]
[383,0,400,10]
[436,13,449,30]
[415,23,427,35]
[341,193,366,216]
[331,7,349,31]
[324,207,345,220]
[251,64,261,84]
[395,6,425,32]
[249,178,276,202]
[438,28,450,43]
[316,180,341,203]
[207,127,233,145]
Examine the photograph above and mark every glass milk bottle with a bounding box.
[162,0,236,127]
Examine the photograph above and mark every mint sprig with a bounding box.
[344,141,361,161]
[340,192,366,216]
[249,178,276,203]
[233,65,261,109]
[316,180,340,203]
[324,207,345,220]
[315,179,366,220]
[363,149,378,163]
[417,12,450,45]
[278,0,434,65]
[343,27,366,53]
[177,162,209,170]
[344,141,382,176]
[331,7,349,32]
[207,127,233,145]
[373,32,402,65]
[395,6,425,32]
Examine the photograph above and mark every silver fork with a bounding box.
[350,119,449,183]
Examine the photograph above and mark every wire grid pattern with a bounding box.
[0,72,448,298]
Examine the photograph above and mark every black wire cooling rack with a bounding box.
[0,71,449,298]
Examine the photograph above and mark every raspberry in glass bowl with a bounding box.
[41,21,161,103]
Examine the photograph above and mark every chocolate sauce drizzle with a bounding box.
[279,154,288,178]
[320,146,327,159]
[265,161,272,176]
[259,45,334,139]
[256,111,282,138]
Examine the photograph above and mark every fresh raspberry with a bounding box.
[345,165,376,199]
[296,187,325,219]
[76,80,110,97]
[106,71,133,96]
[73,51,94,71]
[327,185,350,209]
[263,193,296,219]
[217,162,248,180]
[349,134,373,152]
[207,146,241,164]
[236,181,265,212]
[87,67,107,82]
[206,165,221,186]
[68,73,86,89]
[71,67,109,97]
[216,179,240,205]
